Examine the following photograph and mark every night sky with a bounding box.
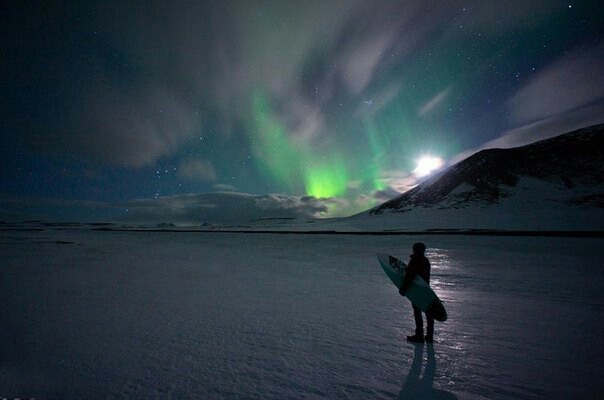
[2,1,604,223]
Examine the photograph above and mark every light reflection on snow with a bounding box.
[426,247,456,296]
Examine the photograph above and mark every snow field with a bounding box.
[1,230,603,399]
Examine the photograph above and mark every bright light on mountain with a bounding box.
[414,156,444,177]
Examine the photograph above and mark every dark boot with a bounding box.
[407,333,424,343]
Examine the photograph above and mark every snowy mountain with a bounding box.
[359,124,604,231]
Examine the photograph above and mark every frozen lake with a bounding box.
[1,229,603,399]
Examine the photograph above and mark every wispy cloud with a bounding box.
[212,184,238,192]
[9,1,560,167]
[379,169,420,193]
[450,42,604,164]
[178,159,217,182]
[418,85,453,117]
[451,103,604,165]
[507,42,604,125]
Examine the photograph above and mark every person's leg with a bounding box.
[407,304,425,342]
[412,304,424,336]
[426,314,435,342]
[413,304,424,336]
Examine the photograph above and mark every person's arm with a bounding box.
[399,259,418,296]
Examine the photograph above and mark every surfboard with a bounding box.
[377,253,447,322]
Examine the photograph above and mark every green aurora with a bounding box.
[251,90,397,213]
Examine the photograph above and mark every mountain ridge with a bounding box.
[370,123,604,215]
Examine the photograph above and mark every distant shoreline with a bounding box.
[94,229,604,237]
[2,226,601,238]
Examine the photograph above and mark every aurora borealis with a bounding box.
[2,1,604,223]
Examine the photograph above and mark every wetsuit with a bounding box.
[400,253,433,337]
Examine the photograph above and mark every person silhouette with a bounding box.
[399,242,434,343]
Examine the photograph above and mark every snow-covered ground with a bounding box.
[1,228,603,399]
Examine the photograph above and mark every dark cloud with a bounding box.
[120,192,337,224]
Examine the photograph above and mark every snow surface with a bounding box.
[2,228,604,399]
